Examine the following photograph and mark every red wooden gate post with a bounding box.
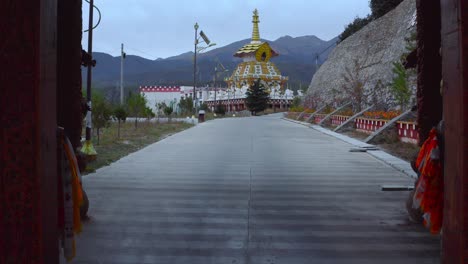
[0,0,58,263]
[441,0,468,263]
[416,0,443,145]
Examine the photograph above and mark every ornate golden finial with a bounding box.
[252,9,260,42]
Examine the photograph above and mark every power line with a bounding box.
[126,47,159,59]
[314,40,338,70]
[317,40,338,57]
[83,0,101,32]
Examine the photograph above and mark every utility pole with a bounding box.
[120,43,125,105]
[214,67,217,110]
[81,0,97,158]
[193,23,199,114]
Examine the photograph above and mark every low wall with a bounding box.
[355,118,388,134]
[397,121,419,144]
[314,114,327,124]
[286,113,419,145]
[331,115,351,126]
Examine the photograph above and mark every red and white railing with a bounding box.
[330,115,350,126]
[313,114,327,124]
[355,118,388,134]
[397,121,419,144]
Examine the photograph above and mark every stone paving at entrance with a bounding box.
[73,114,440,264]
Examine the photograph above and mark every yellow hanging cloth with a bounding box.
[63,137,84,234]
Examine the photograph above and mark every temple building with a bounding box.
[205,9,293,112]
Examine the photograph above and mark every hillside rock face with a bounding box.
[306,0,416,109]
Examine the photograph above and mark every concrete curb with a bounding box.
[281,117,417,179]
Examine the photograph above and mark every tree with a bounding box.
[92,92,112,145]
[144,106,155,123]
[342,58,370,112]
[245,79,270,115]
[338,0,403,43]
[200,103,209,112]
[291,96,302,109]
[126,93,147,129]
[338,16,372,42]
[113,105,127,139]
[368,80,394,111]
[177,97,193,115]
[390,61,412,110]
[214,104,226,116]
[370,0,403,19]
[163,105,174,123]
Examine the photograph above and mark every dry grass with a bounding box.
[378,142,420,162]
[341,128,419,162]
[84,121,193,174]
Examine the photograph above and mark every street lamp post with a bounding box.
[192,23,215,115]
[214,70,217,111]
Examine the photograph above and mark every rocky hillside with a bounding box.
[306,0,416,109]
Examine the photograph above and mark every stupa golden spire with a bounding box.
[252,9,261,43]
[227,9,288,89]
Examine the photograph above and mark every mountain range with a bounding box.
[83,35,337,92]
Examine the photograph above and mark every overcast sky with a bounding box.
[82,1,370,59]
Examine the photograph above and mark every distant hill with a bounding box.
[83,35,338,92]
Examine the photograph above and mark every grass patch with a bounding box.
[84,121,193,174]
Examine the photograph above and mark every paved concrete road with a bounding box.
[74,114,440,264]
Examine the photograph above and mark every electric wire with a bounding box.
[84,0,102,32]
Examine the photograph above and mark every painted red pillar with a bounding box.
[0,1,58,264]
[57,0,83,151]
[416,0,443,143]
[440,0,468,262]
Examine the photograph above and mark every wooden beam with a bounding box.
[364,109,412,143]
[381,185,414,191]
[296,110,306,120]
[305,105,327,123]
[318,102,351,126]
[40,0,58,263]
[334,105,374,132]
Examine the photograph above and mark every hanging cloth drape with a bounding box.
[413,128,443,234]
[58,130,84,261]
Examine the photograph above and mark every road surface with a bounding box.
[74,114,439,264]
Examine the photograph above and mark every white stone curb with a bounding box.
[282,117,417,179]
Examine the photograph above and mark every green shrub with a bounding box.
[289,106,305,112]
[214,105,226,116]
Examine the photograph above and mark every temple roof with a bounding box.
[234,42,279,58]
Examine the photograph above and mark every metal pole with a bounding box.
[85,0,94,142]
[214,67,217,109]
[315,53,319,72]
[233,86,236,112]
[81,0,97,157]
[193,23,198,114]
[120,43,124,105]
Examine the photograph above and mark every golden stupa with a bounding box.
[226,9,288,89]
